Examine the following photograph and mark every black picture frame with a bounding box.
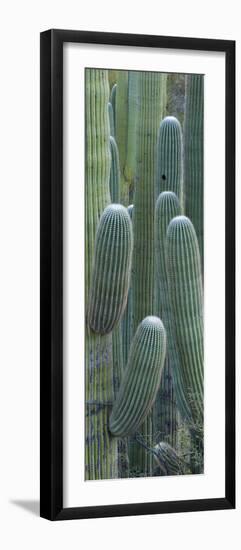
[40,29,235,521]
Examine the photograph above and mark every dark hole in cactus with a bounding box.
[162,174,166,180]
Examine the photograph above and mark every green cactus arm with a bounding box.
[110,82,117,132]
[85,68,118,480]
[108,101,115,137]
[109,136,121,203]
[184,74,204,268]
[109,317,166,437]
[87,204,133,335]
[166,215,204,428]
[156,116,184,211]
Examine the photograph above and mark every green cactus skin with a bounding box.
[131,72,166,476]
[112,324,129,477]
[109,136,121,203]
[109,317,166,438]
[85,68,118,480]
[87,204,133,335]
[184,75,204,269]
[154,192,192,427]
[166,216,204,429]
[156,116,184,210]
[108,101,115,137]
[153,442,185,475]
[121,204,134,366]
[166,74,186,127]
[115,71,129,205]
[110,82,117,132]
[124,72,141,200]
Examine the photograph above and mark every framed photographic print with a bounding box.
[40,29,235,520]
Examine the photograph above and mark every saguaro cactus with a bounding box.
[131,72,166,475]
[166,216,204,429]
[109,317,166,437]
[155,192,192,425]
[184,75,204,268]
[156,116,184,210]
[109,136,121,203]
[124,71,141,199]
[87,204,133,334]
[85,68,118,480]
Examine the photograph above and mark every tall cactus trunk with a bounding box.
[85,69,118,480]
[130,72,165,476]
[184,75,204,270]
[115,71,129,205]
[154,117,184,449]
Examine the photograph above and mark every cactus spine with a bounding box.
[85,69,118,480]
[88,204,133,334]
[184,75,204,268]
[110,317,166,437]
[156,116,184,210]
[109,136,121,203]
[166,216,204,430]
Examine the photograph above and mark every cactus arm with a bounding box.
[87,204,133,335]
[109,317,166,437]
[115,71,129,204]
[156,116,184,211]
[166,216,204,429]
[108,101,115,137]
[109,136,121,203]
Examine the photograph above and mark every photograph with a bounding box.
[85,68,204,481]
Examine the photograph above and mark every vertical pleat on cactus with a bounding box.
[85,68,118,480]
[131,72,166,476]
[166,216,204,432]
[110,82,117,132]
[110,317,166,437]
[121,204,134,366]
[184,75,204,269]
[109,136,121,203]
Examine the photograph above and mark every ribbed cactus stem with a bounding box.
[109,317,166,437]
[109,136,121,203]
[122,204,133,366]
[166,216,204,428]
[124,71,140,197]
[108,101,115,137]
[85,68,117,480]
[110,82,117,132]
[156,116,184,211]
[153,442,185,475]
[131,72,166,475]
[115,71,129,204]
[155,192,192,424]
[184,75,204,268]
[88,204,133,334]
